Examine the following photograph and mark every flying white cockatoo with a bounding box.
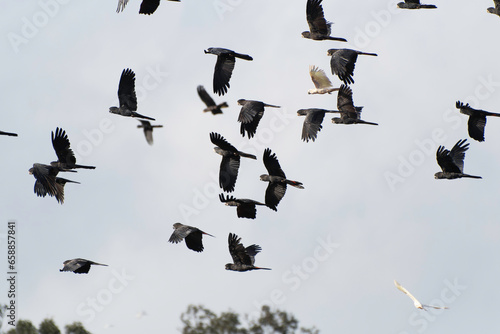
[308,65,340,94]
[394,280,449,311]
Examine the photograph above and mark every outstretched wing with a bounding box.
[309,65,333,89]
[467,114,486,142]
[436,140,468,173]
[394,280,422,307]
[448,139,469,173]
[213,54,235,96]
[228,233,253,265]
[116,0,128,12]
[263,148,286,178]
[139,0,160,14]
[184,230,204,252]
[210,132,237,152]
[337,85,356,117]
[265,182,286,211]
[118,68,137,111]
[330,49,357,85]
[197,85,216,107]
[306,0,331,35]
[52,127,76,165]
[301,109,326,142]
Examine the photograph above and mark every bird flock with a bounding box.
[2,0,499,318]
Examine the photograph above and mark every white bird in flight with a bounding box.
[308,65,340,94]
[394,280,449,311]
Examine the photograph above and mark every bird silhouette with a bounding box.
[204,48,253,96]
[237,99,280,139]
[225,233,271,272]
[435,139,481,180]
[260,148,304,211]
[308,65,340,95]
[219,193,266,219]
[109,68,156,121]
[394,280,449,310]
[51,127,96,170]
[210,132,256,192]
[327,48,377,85]
[397,0,436,9]
[332,85,378,126]
[197,85,228,115]
[29,163,79,204]
[116,0,180,15]
[60,258,108,274]
[455,101,500,142]
[297,108,339,142]
[168,223,214,252]
[137,120,163,145]
[302,0,347,42]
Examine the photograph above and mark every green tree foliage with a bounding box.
[1,318,91,334]
[180,304,319,334]
[64,322,91,334]
[38,319,61,334]
[5,320,37,334]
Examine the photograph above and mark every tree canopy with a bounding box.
[180,304,319,334]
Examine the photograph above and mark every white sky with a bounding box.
[1,0,500,333]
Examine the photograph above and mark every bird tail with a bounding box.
[238,151,257,160]
[263,103,280,108]
[325,36,347,42]
[202,231,216,238]
[357,120,379,126]
[254,266,272,270]
[286,179,304,189]
[484,111,500,117]
[132,112,156,121]
[233,53,253,61]
[420,5,437,8]
[57,178,80,184]
[463,174,482,179]
[358,52,378,56]
[0,131,18,136]
[73,164,96,170]
[422,304,448,310]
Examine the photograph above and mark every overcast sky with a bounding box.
[1,0,500,333]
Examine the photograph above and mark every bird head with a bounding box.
[487,7,496,14]
[297,109,308,116]
[327,49,339,56]
[173,222,182,229]
[225,263,233,270]
[396,2,405,8]
[259,174,269,182]
[434,172,443,179]
[109,106,119,114]
[332,117,342,124]
[237,99,246,106]
[204,48,212,54]
[28,167,34,175]
[301,31,310,39]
